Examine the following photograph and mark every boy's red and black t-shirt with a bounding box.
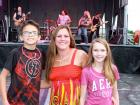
[4,46,42,105]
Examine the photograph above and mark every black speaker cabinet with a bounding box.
[9,27,18,42]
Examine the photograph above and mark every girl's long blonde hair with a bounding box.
[45,25,76,81]
[86,38,116,85]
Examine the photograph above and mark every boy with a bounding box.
[0,20,42,105]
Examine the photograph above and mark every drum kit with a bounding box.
[41,19,57,40]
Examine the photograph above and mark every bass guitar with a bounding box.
[90,21,108,32]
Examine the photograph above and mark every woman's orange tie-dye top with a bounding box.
[49,49,82,105]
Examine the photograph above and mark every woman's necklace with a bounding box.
[55,49,71,65]
[56,54,70,65]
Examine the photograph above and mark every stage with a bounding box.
[0,42,140,73]
[0,73,140,105]
[0,42,140,105]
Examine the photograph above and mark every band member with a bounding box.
[57,10,72,26]
[13,6,26,27]
[78,10,91,43]
[89,12,103,43]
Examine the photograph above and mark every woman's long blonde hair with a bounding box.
[45,25,76,81]
[86,38,116,85]
[86,10,91,19]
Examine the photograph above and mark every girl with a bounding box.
[80,38,120,105]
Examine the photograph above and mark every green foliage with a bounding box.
[128,30,134,34]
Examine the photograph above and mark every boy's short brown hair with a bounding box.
[19,20,40,36]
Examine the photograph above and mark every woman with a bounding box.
[13,6,26,27]
[45,25,87,105]
[89,12,103,43]
[57,10,72,26]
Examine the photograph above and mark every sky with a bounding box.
[128,0,140,31]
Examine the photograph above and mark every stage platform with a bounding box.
[0,42,140,73]
[0,73,140,105]
[0,42,140,105]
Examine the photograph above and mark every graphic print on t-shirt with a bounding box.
[92,78,112,98]
[25,58,41,78]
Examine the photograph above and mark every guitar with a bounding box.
[80,18,91,27]
[90,21,108,32]
[65,20,72,26]
[14,11,31,27]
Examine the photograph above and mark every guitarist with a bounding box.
[89,12,103,43]
[77,10,91,43]
[13,6,26,27]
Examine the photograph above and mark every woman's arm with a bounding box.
[57,15,61,25]
[80,50,88,67]
[22,13,26,21]
[74,49,88,67]
[68,15,72,23]
[112,81,119,105]
[99,17,103,25]
[80,85,87,105]
[0,68,10,105]
[13,13,17,21]
[40,80,51,89]
[78,18,82,27]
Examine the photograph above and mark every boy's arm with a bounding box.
[80,85,87,105]
[0,68,10,105]
[112,81,120,105]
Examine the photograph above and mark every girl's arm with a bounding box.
[0,68,10,105]
[112,81,119,105]
[80,85,87,105]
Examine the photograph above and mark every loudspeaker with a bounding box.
[109,29,123,44]
[74,35,81,44]
[9,27,18,42]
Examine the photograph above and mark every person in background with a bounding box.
[43,25,88,105]
[0,20,43,105]
[78,10,91,44]
[80,38,120,105]
[133,30,140,44]
[12,6,26,42]
[57,10,72,26]
[89,12,103,43]
[13,6,26,27]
